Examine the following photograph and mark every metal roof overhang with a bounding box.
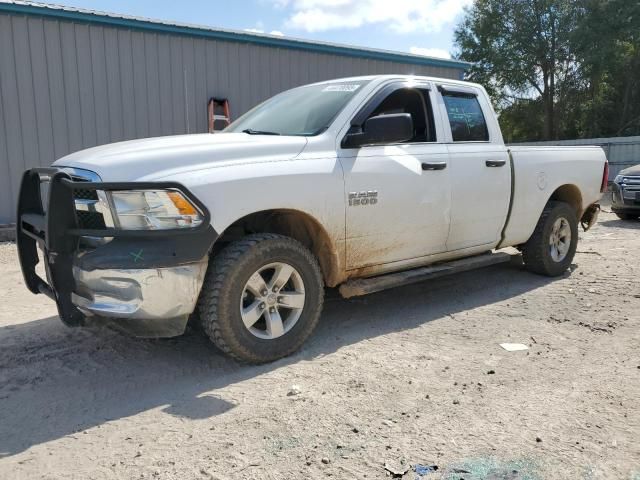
[0,0,471,71]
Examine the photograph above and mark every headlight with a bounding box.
[614,175,624,184]
[109,190,203,230]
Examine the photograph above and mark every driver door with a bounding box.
[338,82,452,270]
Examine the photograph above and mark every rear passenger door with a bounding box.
[436,84,511,251]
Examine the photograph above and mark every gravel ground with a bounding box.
[0,208,639,480]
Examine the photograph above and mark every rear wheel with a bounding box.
[522,201,578,277]
[198,233,324,363]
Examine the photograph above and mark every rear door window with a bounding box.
[441,93,489,142]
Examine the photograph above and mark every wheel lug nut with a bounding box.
[261,289,268,296]
[272,286,278,292]
[260,303,266,310]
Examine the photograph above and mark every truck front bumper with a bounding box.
[71,260,208,337]
[16,168,217,337]
[611,182,640,214]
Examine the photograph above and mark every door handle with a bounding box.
[422,162,447,171]
[486,160,506,167]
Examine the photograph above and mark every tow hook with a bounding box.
[581,203,600,231]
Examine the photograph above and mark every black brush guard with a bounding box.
[16,168,214,326]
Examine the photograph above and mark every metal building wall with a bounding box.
[510,136,640,180]
[0,11,464,224]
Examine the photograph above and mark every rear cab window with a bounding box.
[441,91,489,142]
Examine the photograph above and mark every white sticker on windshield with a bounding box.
[322,84,361,92]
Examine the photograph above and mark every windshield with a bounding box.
[225,80,369,136]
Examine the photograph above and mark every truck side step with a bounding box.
[339,251,515,298]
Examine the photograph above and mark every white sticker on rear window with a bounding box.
[322,84,361,92]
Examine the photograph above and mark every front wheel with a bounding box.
[198,233,324,363]
[521,201,579,277]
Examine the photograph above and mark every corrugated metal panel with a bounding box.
[511,136,640,179]
[0,1,472,70]
[0,10,465,223]
[0,64,11,224]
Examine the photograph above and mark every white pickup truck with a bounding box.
[17,75,607,363]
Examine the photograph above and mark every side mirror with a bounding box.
[342,113,413,148]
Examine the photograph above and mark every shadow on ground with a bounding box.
[0,262,555,457]
[599,218,640,230]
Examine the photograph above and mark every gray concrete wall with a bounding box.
[0,11,463,224]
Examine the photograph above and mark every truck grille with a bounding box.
[73,188,99,201]
[621,175,640,185]
[621,176,640,203]
[66,174,105,229]
[72,188,107,229]
[76,209,107,229]
[40,168,109,230]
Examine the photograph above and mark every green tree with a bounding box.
[455,0,640,142]
[572,0,640,137]
[454,0,581,140]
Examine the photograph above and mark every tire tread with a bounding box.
[197,233,323,363]
[521,201,577,276]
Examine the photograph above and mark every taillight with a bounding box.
[601,161,609,193]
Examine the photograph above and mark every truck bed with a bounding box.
[502,145,606,247]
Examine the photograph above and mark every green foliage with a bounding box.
[454,0,640,142]
[498,99,545,143]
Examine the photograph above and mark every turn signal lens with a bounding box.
[167,191,198,216]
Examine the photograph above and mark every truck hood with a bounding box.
[52,133,307,181]
[619,164,640,176]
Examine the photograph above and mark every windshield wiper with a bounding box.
[241,129,281,135]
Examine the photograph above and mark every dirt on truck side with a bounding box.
[0,207,639,480]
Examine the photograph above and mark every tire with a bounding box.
[198,233,324,363]
[615,212,639,221]
[521,201,579,277]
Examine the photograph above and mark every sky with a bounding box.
[38,0,473,59]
